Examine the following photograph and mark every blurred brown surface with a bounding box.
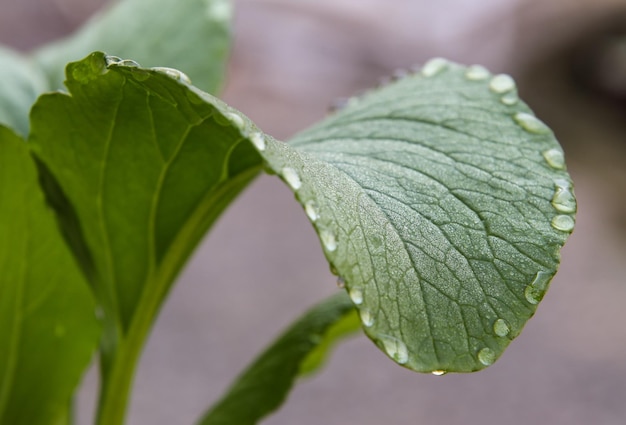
[1,0,625,424]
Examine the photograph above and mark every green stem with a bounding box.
[95,168,260,425]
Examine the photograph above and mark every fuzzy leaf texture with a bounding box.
[260,60,576,373]
[0,126,100,425]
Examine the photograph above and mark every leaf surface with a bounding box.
[0,126,99,425]
[28,52,263,423]
[33,0,231,93]
[198,293,359,425]
[259,60,577,373]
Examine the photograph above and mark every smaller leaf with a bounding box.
[198,293,359,425]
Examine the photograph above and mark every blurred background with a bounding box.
[1,0,626,424]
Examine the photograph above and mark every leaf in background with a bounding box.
[0,47,49,136]
[0,126,99,425]
[198,292,359,425]
[33,0,231,93]
[28,52,263,424]
[258,60,577,373]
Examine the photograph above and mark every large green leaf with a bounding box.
[0,47,48,136]
[0,126,99,425]
[29,52,262,424]
[199,293,359,425]
[258,60,577,373]
[33,0,231,93]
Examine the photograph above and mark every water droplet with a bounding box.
[118,59,140,67]
[500,91,518,105]
[105,56,122,66]
[478,347,495,366]
[207,0,232,21]
[281,167,302,190]
[349,287,363,305]
[336,276,345,288]
[493,318,510,337]
[421,58,448,77]
[359,308,374,327]
[431,370,446,376]
[224,112,245,130]
[551,214,575,232]
[304,200,319,222]
[551,181,577,213]
[380,335,409,364]
[513,112,551,134]
[151,67,192,84]
[542,148,565,170]
[250,132,266,151]
[524,285,542,305]
[320,229,337,252]
[524,271,552,304]
[465,65,490,81]
[489,74,516,93]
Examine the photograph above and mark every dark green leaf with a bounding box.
[28,52,262,423]
[198,293,359,425]
[0,126,99,425]
[258,59,577,373]
[33,0,231,93]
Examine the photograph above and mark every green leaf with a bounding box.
[0,47,49,136]
[33,0,231,93]
[258,59,577,373]
[28,52,262,425]
[0,126,99,425]
[198,293,359,425]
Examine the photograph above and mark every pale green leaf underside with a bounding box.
[34,0,231,93]
[0,126,99,425]
[259,60,576,373]
[0,47,48,137]
[199,293,359,425]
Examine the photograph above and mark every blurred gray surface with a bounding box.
[1,0,625,424]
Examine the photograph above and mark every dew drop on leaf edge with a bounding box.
[304,200,319,221]
[281,167,302,191]
[551,181,577,213]
[513,112,551,134]
[421,58,448,77]
[359,308,374,327]
[478,347,495,366]
[493,318,510,337]
[465,64,490,81]
[319,229,337,252]
[349,287,363,305]
[250,132,266,151]
[380,335,409,365]
[551,215,575,232]
[542,148,565,170]
[524,270,552,305]
[489,74,516,93]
